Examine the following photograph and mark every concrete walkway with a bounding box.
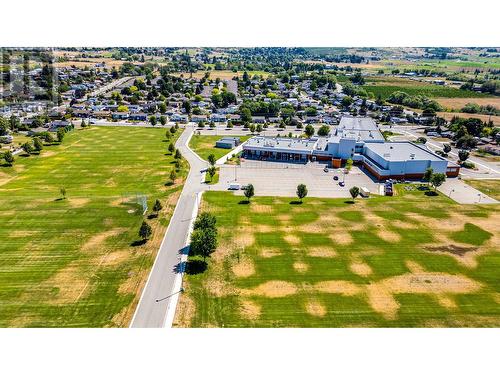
[130,125,208,328]
[438,179,498,204]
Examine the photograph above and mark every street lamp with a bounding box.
[448,188,455,198]
[478,193,482,203]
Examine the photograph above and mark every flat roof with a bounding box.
[335,116,384,142]
[244,136,318,153]
[365,142,445,162]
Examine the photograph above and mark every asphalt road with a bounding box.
[130,125,207,328]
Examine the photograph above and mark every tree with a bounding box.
[170,126,177,134]
[207,166,216,181]
[349,186,360,202]
[207,153,216,166]
[169,169,177,183]
[139,221,152,242]
[182,100,192,114]
[430,173,446,191]
[3,150,14,166]
[81,119,87,128]
[193,212,217,231]
[43,132,54,144]
[168,143,175,154]
[443,144,451,154]
[165,130,172,140]
[244,183,254,202]
[159,116,167,125]
[153,199,162,215]
[458,149,469,163]
[33,137,43,153]
[416,137,427,144]
[174,149,182,159]
[57,128,65,143]
[60,187,66,200]
[304,124,315,138]
[296,184,308,202]
[345,158,353,172]
[149,116,157,126]
[317,125,330,137]
[22,142,34,155]
[423,167,433,185]
[190,227,217,261]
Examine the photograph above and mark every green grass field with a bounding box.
[0,126,186,327]
[189,135,251,161]
[175,188,500,327]
[363,77,491,100]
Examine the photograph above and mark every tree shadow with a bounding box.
[238,200,250,205]
[185,259,207,275]
[131,239,147,247]
[178,245,190,255]
[425,191,439,196]
[417,185,430,191]
[54,197,65,202]
[147,213,158,219]
[344,200,355,204]
[289,200,303,205]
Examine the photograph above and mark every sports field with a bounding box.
[0,126,186,327]
[189,135,251,161]
[175,189,500,327]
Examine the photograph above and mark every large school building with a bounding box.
[242,116,460,180]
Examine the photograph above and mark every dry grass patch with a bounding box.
[329,231,353,246]
[173,294,196,327]
[259,248,282,258]
[239,299,261,320]
[241,281,298,298]
[68,197,90,208]
[307,246,337,258]
[232,258,255,278]
[81,228,126,253]
[97,250,130,267]
[250,204,274,214]
[349,260,373,277]
[376,229,402,243]
[42,265,90,304]
[314,280,361,296]
[305,300,327,317]
[293,261,309,273]
[283,234,301,245]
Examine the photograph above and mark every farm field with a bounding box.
[189,134,251,161]
[434,97,500,111]
[175,189,500,328]
[0,126,186,327]
[363,77,491,100]
[465,179,500,201]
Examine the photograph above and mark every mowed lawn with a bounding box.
[189,135,251,161]
[174,189,500,327]
[0,126,186,327]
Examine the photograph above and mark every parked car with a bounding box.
[228,183,240,190]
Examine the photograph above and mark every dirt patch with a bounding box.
[305,300,327,317]
[307,246,337,258]
[173,294,196,327]
[239,299,261,320]
[255,224,274,233]
[293,262,309,273]
[329,231,353,246]
[40,151,56,158]
[314,280,361,296]
[435,97,500,111]
[391,220,418,230]
[242,281,298,298]
[376,229,401,243]
[366,283,400,320]
[283,234,301,245]
[349,260,372,277]
[81,228,126,253]
[232,258,255,278]
[205,278,236,297]
[436,295,457,309]
[69,197,90,208]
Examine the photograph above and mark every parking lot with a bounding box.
[211,160,380,198]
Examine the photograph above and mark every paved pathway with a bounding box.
[130,125,208,328]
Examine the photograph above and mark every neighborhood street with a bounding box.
[130,125,207,328]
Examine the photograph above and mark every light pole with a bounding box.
[448,188,455,198]
[478,193,482,203]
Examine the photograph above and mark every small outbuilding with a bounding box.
[216,137,241,149]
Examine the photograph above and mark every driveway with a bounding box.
[130,125,208,328]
